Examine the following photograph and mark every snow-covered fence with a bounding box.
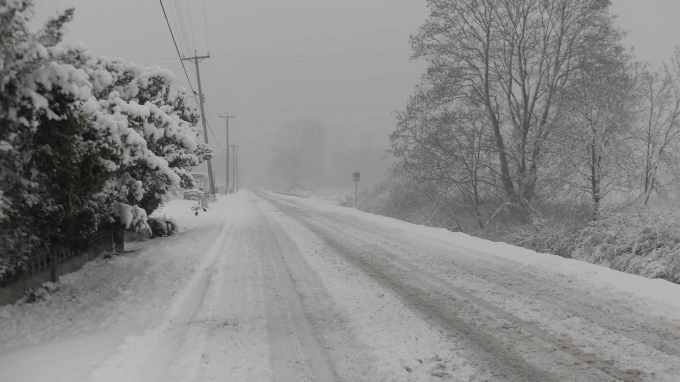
[0,230,113,306]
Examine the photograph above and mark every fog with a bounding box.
[31,0,680,191]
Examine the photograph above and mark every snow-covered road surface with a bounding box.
[2,190,680,381]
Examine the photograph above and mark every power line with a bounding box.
[201,91,227,155]
[158,0,196,98]
[184,0,198,53]
[212,76,420,84]
[205,83,417,91]
[202,0,209,53]
[205,118,225,153]
[161,0,224,162]
[228,104,402,112]
[208,59,231,105]
[200,59,228,108]
[127,57,413,65]
[126,53,412,61]
[168,1,185,57]
[207,58,413,65]
[225,109,397,115]
[240,104,400,109]
[173,0,230,121]
[171,0,192,55]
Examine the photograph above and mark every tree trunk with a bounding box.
[590,138,600,221]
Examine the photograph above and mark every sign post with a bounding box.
[352,172,360,208]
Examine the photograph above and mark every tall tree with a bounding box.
[392,99,495,229]
[637,49,680,205]
[0,3,116,270]
[553,47,639,219]
[408,0,623,204]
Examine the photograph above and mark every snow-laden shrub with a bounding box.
[494,204,680,284]
[0,3,114,262]
[352,175,680,284]
[0,256,28,288]
[357,179,464,231]
[486,198,592,258]
[147,216,178,238]
[0,1,211,283]
[497,217,579,259]
[572,208,680,283]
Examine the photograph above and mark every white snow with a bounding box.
[0,196,233,382]
[277,193,680,319]
[1,191,679,381]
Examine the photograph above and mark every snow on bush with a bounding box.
[357,179,463,230]
[0,1,210,282]
[481,204,680,284]
[572,208,680,283]
[358,178,680,284]
[147,216,179,238]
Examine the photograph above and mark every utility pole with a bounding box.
[230,144,238,191]
[182,51,215,196]
[219,114,235,192]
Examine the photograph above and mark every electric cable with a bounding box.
[158,0,197,98]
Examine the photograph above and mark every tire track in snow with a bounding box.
[331,212,680,363]
[284,197,680,380]
[261,192,646,382]
[87,205,237,382]
[253,193,338,382]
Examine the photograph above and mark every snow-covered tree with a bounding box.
[154,88,212,195]
[0,0,210,280]
[0,2,115,276]
[73,55,211,216]
[553,47,640,219]
[636,50,680,205]
[407,0,624,204]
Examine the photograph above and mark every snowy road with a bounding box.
[2,190,680,381]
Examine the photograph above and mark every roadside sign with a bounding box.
[353,172,360,182]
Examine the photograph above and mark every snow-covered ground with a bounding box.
[0,196,233,381]
[273,186,353,205]
[1,190,680,381]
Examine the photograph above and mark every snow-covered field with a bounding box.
[1,190,680,381]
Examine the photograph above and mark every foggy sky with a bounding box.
[31,0,680,189]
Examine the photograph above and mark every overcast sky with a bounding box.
[32,0,680,188]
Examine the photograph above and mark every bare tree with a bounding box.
[638,49,680,205]
[552,47,639,219]
[409,0,623,205]
[391,100,495,229]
